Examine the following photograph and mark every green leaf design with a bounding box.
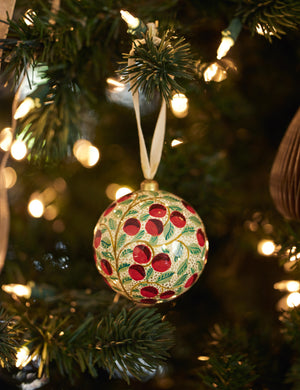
[169,205,182,211]
[126,209,138,217]
[156,272,174,284]
[114,209,122,218]
[118,263,131,272]
[149,236,158,246]
[177,258,188,276]
[134,230,145,240]
[162,195,180,202]
[109,276,118,280]
[176,286,183,294]
[191,267,196,274]
[189,216,202,225]
[164,221,175,241]
[117,234,127,249]
[108,218,116,230]
[140,213,150,222]
[173,242,184,260]
[188,245,201,255]
[140,200,154,209]
[101,238,111,249]
[146,267,154,279]
[101,251,114,261]
[132,288,139,293]
[197,261,203,272]
[100,226,107,233]
[182,226,195,235]
[120,248,133,257]
[173,273,188,287]
[119,198,133,205]
[137,194,149,200]
[121,276,132,284]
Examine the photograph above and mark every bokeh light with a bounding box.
[0,127,13,151]
[10,140,27,160]
[28,198,45,218]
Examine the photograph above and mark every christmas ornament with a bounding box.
[93,180,208,304]
[93,19,208,304]
[270,107,300,221]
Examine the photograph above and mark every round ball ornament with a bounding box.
[93,180,208,304]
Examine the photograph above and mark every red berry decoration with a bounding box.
[145,219,163,236]
[93,182,208,304]
[152,253,171,272]
[123,218,141,236]
[128,264,145,280]
[149,203,167,218]
[133,245,152,264]
[170,211,186,228]
[141,286,158,297]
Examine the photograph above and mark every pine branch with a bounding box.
[120,28,194,103]
[0,307,20,370]
[235,0,300,41]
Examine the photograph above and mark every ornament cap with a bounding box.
[140,180,159,191]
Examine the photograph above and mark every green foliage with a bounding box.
[1,290,174,383]
[0,308,19,370]
[235,0,300,41]
[120,28,194,102]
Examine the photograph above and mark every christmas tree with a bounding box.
[0,0,299,389]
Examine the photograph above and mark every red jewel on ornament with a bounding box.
[185,273,198,288]
[118,193,133,203]
[140,298,157,304]
[94,230,102,248]
[101,259,113,275]
[123,218,141,236]
[196,228,206,247]
[160,290,175,299]
[152,253,171,272]
[128,264,145,280]
[133,245,152,264]
[182,200,196,214]
[145,219,163,236]
[140,286,158,297]
[103,202,117,216]
[170,211,186,228]
[149,204,167,218]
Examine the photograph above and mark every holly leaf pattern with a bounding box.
[117,234,127,249]
[156,271,174,284]
[126,209,138,217]
[146,267,153,279]
[189,216,202,225]
[118,263,131,272]
[121,276,132,284]
[101,251,114,261]
[177,258,188,276]
[101,238,111,248]
[149,236,158,246]
[188,245,201,255]
[108,218,116,230]
[114,209,122,218]
[182,226,195,235]
[134,230,145,240]
[164,221,175,241]
[173,273,188,287]
[140,200,154,209]
[119,198,133,206]
[162,195,180,202]
[140,213,150,221]
[169,205,182,211]
[120,248,133,257]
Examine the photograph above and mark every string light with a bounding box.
[203,62,227,82]
[28,197,45,218]
[217,36,235,60]
[217,18,242,60]
[23,9,36,26]
[15,346,31,368]
[73,139,100,168]
[0,127,13,151]
[10,139,27,160]
[287,292,300,308]
[115,186,133,200]
[14,97,35,120]
[106,77,125,92]
[171,93,189,118]
[3,167,17,189]
[197,356,210,361]
[2,283,32,298]
[274,280,300,292]
[257,239,276,256]
[120,10,140,29]
[171,138,184,147]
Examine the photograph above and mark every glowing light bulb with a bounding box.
[217,36,235,60]
[23,9,36,26]
[171,138,184,147]
[197,356,210,361]
[10,140,27,160]
[120,10,140,29]
[14,98,35,120]
[0,127,13,151]
[204,63,227,83]
[106,78,125,92]
[171,93,189,118]
[115,186,133,200]
[287,292,300,308]
[2,283,32,298]
[73,139,100,168]
[15,346,31,368]
[274,280,300,292]
[257,239,276,256]
[3,167,17,189]
[28,198,45,218]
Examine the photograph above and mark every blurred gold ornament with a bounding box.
[270,107,300,220]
